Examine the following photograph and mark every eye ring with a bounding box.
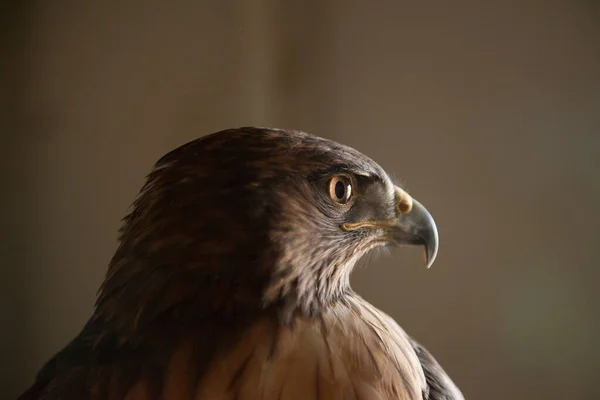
[328,175,353,204]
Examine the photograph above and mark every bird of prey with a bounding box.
[19,127,463,400]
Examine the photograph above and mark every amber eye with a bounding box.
[328,175,353,204]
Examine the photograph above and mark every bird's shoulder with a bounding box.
[366,302,465,400]
[192,295,427,400]
[19,297,462,400]
[410,339,465,400]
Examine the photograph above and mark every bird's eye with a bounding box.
[328,175,353,204]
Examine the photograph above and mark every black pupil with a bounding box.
[335,180,346,200]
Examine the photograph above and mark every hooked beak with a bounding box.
[392,187,439,269]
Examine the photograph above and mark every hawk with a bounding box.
[19,127,463,400]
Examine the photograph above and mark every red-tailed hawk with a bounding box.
[19,127,463,400]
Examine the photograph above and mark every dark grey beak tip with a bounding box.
[393,197,439,269]
[424,218,439,269]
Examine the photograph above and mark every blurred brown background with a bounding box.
[2,1,599,399]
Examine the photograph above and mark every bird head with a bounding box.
[101,127,438,328]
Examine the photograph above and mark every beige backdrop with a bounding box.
[2,1,599,399]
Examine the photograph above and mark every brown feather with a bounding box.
[188,294,425,400]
